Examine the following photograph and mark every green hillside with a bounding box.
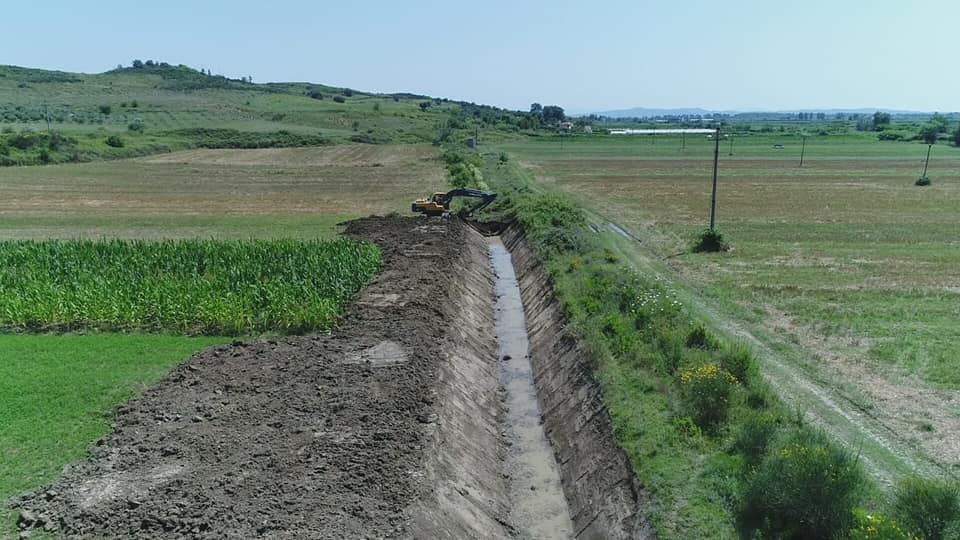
[0,62,472,165]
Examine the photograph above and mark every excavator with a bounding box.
[411,189,497,217]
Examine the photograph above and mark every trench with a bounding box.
[488,237,574,539]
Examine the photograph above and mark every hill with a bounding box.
[0,62,513,165]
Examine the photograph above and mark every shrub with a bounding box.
[686,323,719,350]
[738,428,866,539]
[693,228,729,252]
[105,135,124,148]
[892,476,959,540]
[307,91,324,100]
[372,102,380,112]
[128,122,144,132]
[679,363,738,432]
[732,411,779,463]
[333,96,346,103]
[38,149,51,163]
[718,341,757,384]
[8,133,35,150]
[98,105,112,115]
[915,176,932,186]
[342,88,353,97]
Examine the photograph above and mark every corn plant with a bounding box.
[0,238,381,335]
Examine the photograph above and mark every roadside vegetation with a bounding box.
[475,156,959,539]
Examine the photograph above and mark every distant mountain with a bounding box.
[585,106,945,118]
[589,107,718,118]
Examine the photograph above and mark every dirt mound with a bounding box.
[11,216,508,539]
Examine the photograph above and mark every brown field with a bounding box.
[0,144,443,238]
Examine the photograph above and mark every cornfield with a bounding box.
[0,238,381,335]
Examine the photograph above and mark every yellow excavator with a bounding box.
[411,189,497,217]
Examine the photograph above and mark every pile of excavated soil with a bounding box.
[12,217,507,539]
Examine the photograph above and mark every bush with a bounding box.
[686,323,719,350]
[307,91,324,100]
[98,105,112,115]
[679,363,739,432]
[718,341,757,384]
[738,428,866,539]
[892,476,959,540]
[105,135,124,148]
[915,176,932,186]
[332,96,346,103]
[128,122,144,132]
[693,228,729,253]
[732,411,779,463]
[8,133,35,150]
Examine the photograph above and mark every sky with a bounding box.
[2,0,957,113]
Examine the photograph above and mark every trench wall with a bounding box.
[502,225,656,540]
[404,222,513,539]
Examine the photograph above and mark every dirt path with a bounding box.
[11,217,507,539]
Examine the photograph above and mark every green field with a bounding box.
[0,334,228,532]
[500,133,960,482]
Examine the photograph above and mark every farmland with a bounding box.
[0,144,444,239]
[500,133,960,481]
[0,237,380,334]
[3,60,959,538]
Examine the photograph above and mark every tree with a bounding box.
[953,124,960,146]
[132,59,143,69]
[529,103,543,114]
[873,111,891,129]
[542,105,565,124]
[919,124,939,145]
[930,112,948,133]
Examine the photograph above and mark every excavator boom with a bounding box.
[411,189,496,217]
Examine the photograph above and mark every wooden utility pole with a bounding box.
[728,134,734,156]
[710,125,721,230]
[799,135,807,167]
[681,131,686,150]
[922,143,932,177]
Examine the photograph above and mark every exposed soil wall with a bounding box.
[502,225,656,540]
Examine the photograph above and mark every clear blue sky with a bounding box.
[2,0,956,113]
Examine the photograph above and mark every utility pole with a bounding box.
[728,134,734,156]
[799,135,807,167]
[710,125,721,230]
[922,143,932,178]
[681,131,686,150]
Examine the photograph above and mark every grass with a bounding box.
[0,334,229,533]
[500,133,960,477]
[0,237,380,335]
